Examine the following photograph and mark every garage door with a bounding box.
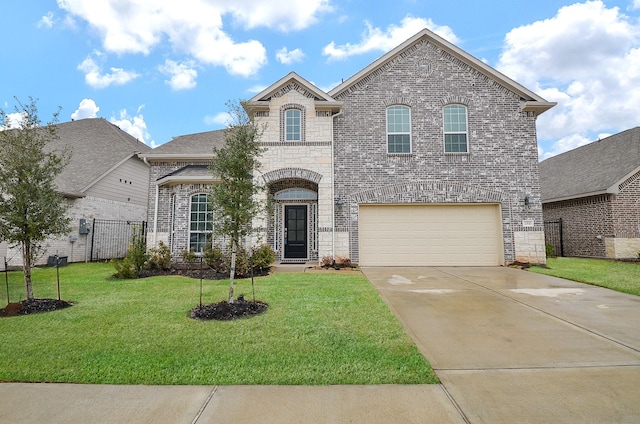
[358,204,503,266]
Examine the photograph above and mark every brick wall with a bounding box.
[332,38,545,264]
[612,170,640,238]
[542,195,613,257]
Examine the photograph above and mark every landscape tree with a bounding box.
[0,98,71,300]
[209,100,265,303]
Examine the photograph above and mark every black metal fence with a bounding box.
[90,220,146,261]
[544,219,564,257]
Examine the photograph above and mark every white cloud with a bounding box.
[323,16,460,60]
[78,54,139,89]
[538,133,592,161]
[632,0,640,10]
[204,112,232,127]
[109,109,155,147]
[276,47,305,65]
[57,0,330,77]
[496,1,640,158]
[159,59,198,90]
[247,84,267,94]
[71,99,100,120]
[1,112,25,130]
[38,12,55,28]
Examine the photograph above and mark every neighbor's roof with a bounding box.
[140,129,226,161]
[329,28,556,115]
[539,127,640,202]
[48,118,150,197]
[156,164,217,186]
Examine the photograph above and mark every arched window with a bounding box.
[189,193,213,252]
[275,188,318,201]
[285,109,301,141]
[443,105,468,153]
[386,105,411,153]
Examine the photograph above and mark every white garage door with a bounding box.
[358,204,503,266]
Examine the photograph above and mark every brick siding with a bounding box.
[332,39,545,264]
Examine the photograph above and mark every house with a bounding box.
[540,127,640,259]
[0,118,151,269]
[143,28,555,266]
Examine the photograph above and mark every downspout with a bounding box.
[331,110,344,259]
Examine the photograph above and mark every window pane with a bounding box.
[190,194,213,251]
[387,106,410,133]
[444,105,467,132]
[387,106,411,153]
[285,109,301,141]
[445,134,468,153]
[388,134,411,153]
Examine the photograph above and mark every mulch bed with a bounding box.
[190,298,268,321]
[0,298,73,317]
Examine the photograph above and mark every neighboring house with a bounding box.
[540,127,640,259]
[0,118,151,268]
[144,28,555,266]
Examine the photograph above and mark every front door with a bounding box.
[284,205,307,259]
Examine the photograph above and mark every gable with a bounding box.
[50,118,151,196]
[329,28,554,115]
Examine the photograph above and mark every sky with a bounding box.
[1,0,640,160]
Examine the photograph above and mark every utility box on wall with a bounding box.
[79,219,90,234]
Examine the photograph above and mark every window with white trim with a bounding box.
[443,105,468,153]
[285,109,301,141]
[386,105,411,153]
[189,193,213,252]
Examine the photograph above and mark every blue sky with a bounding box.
[2,1,640,159]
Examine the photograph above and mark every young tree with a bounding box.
[0,98,71,300]
[209,101,265,303]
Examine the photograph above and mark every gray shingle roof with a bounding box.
[539,127,640,202]
[150,129,226,155]
[47,118,151,196]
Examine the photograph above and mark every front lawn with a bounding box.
[0,263,437,385]
[530,257,640,296]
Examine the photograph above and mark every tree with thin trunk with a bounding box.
[0,98,71,300]
[209,100,265,303]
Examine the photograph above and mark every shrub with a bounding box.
[181,249,198,265]
[335,255,352,268]
[251,244,275,270]
[112,225,148,278]
[321,255,334,267]
[204,246,229,274]
[545,244,556,258]
[147,241,171,270]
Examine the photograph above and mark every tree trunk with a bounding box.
[228,238,236,304]
[22,242,34,300]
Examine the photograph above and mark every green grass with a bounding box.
[530,257,640,296]
[0,263,437,385]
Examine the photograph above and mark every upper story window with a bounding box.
[189,193,213,252]
[285,109,301,141]
[443,105,468,153]
[387,105,411,153]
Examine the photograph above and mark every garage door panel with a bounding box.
[359,204,503,266]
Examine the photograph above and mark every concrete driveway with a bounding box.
[362,266,640,424]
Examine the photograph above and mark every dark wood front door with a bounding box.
[284,205,307,259]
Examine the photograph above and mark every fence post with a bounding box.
[558,218,564,257]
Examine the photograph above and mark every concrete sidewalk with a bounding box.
[0,383,465,423]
